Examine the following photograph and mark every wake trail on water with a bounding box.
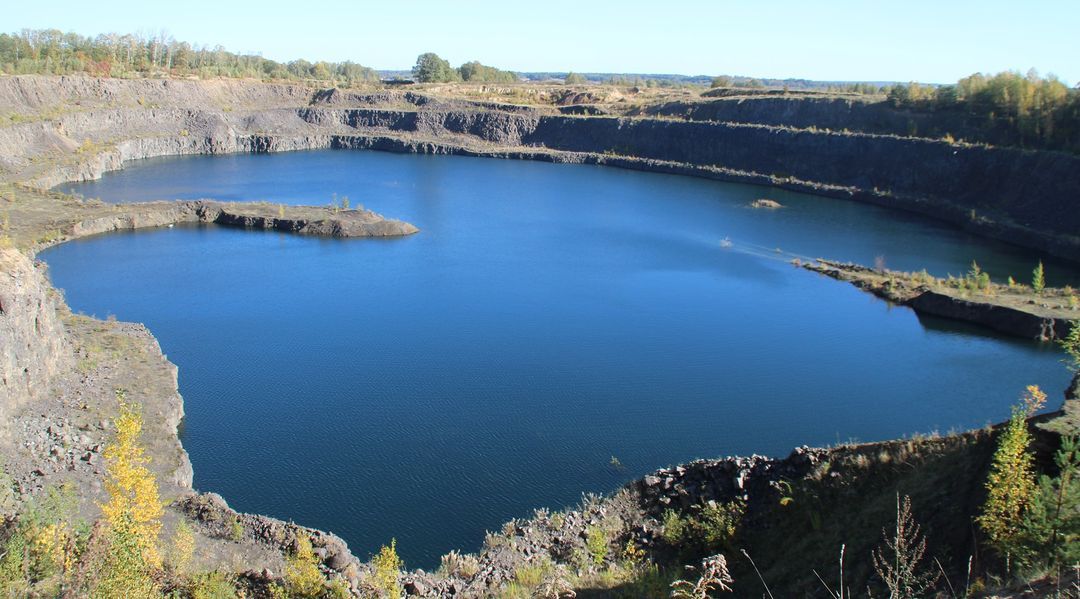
[716,237,820,265]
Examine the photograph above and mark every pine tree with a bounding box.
[978,386,1046,564]
[1017,436,1080,570]
[1032,261,1045,294]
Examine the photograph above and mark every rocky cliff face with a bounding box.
[0,75,314,117]
[2,76,1079,261]
[644,95,1030,146]
[0,249,71,421]
[0,244,195,499]
[301,107,1080,257]
[908,290,1074,340]
[2,74,1080,260]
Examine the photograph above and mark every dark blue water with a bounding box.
[46,150,1074,567]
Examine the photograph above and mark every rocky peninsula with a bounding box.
[802,259,1078,341]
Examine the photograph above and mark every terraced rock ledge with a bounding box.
[3,75,1080,262]
[802,258,1079,341]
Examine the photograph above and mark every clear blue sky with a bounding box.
[8,0,1079,84]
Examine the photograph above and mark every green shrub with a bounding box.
[660,501,745,554]
[228,518,243,542]
[585,526,608,566]
[190,571,241,599]
[0,522,31,596]
[1059,321,1080,372]
[438,549,480,579]
[699,502,744,548]
[92,512,160,599]
[274,535,326,598]
[513,558,552,588]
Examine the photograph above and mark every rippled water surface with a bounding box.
[45,150,1074,566]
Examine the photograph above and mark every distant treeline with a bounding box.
[711,76,880,95]
[411,52,518,83]
[0,28,380,85]
[3,29,1078,152]
[885,71,1080,152]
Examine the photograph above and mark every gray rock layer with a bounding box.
[0,249,71,419]
[909,290,1074,340]
[1,76,1078,261]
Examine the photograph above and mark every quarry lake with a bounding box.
[45,150,1074,567]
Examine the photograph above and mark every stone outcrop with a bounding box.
[750,198,782,209]
[176,493,364,591]
[0,249,71,419]
[0,299,193,516]
[642,95,1025,147]
[293,107,1080,255]
[909,290,1072,340]
[635,448,826,515]
[197,202,419,237]
[803,260,1079,341]
[30,200,418,252]
[1043,373,1080,435]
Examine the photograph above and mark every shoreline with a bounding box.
[3,75,1079,595]
[30,132,1080,266]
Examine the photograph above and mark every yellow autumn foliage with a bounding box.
[100,390,164,567]
[372,539,404,598]
[276,534,326,598]
[91,390,165,598]
[29,522,75,574]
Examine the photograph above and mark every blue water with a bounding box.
[46,150,1074,567]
